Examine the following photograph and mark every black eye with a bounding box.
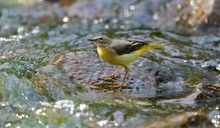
[99,37,103,40]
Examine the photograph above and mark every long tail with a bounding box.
[137,43,170,55]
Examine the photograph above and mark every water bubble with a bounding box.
[17,26,24,33]
[1,56,6,59]
[177,4,182,9]
[79,104,87,111]
[175,17,180,21]
[97,120,108,126]
[5,123,11,127]
[35,108,43,115]
[93,19,99,24]
[32,26,40,34]
[98,18,103,23]
[63,17,69,23]
[217,64,220,71]
[38,120,43,125]
[129,5,135,11]
[112,18,118,23]
[63,24,68,29]
[124,9,131,17]
[104,25,109,29]
[76,112,81,117]
[120,25,125,29]
[153,14,159,20]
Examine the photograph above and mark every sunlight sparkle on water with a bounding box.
[63,17,69,23]
[97,120,108,127]
[5,123,11,127]
[79,104,87,111]
[129,5,135,10]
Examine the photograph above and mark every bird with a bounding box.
[88,35,169,91]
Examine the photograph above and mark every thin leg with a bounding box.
[110,66,122,78]
[114,66,128,91]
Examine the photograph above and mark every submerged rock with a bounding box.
[0,72,46,106]
[136,112,212,128]
[34,65,77,100]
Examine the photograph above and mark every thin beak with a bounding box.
[87,39,96,41]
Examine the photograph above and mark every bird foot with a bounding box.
[105,74,120,79]
[112,83,128,91]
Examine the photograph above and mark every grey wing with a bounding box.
[110,40,149,55]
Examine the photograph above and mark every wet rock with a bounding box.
[34,65,77,101]
[0,102,26,128]
[157,82,220,109]
[53,51,179,96]
[156,84,201,107]
[45,0,60,2]
[196,82,220,103]
[0,93,2,101]
[155,0,215,31]
[9,0,219,33]
[208,107,220,128]
[113,110,124,124]
[64,0,219,33]
[136,112,212,128]
[53,49,219,99]
[0,72,46,106]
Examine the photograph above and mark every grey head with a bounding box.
[88,35,112,47]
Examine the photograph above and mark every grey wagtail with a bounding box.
[88,35,169,90]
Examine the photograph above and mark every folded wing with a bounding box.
[110,40,149,55]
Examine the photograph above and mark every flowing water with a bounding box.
[0,0,220,127]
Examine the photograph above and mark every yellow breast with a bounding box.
[97,46,141,66]
[97,47,117,65]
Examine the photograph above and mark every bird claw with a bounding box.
[108,74,120,79]
[91,81,128,92]
[112,83,128,91]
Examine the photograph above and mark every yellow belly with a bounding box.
[96,43,166,66]
[97,47,140,66]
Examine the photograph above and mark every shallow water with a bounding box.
[0,0,220,127]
